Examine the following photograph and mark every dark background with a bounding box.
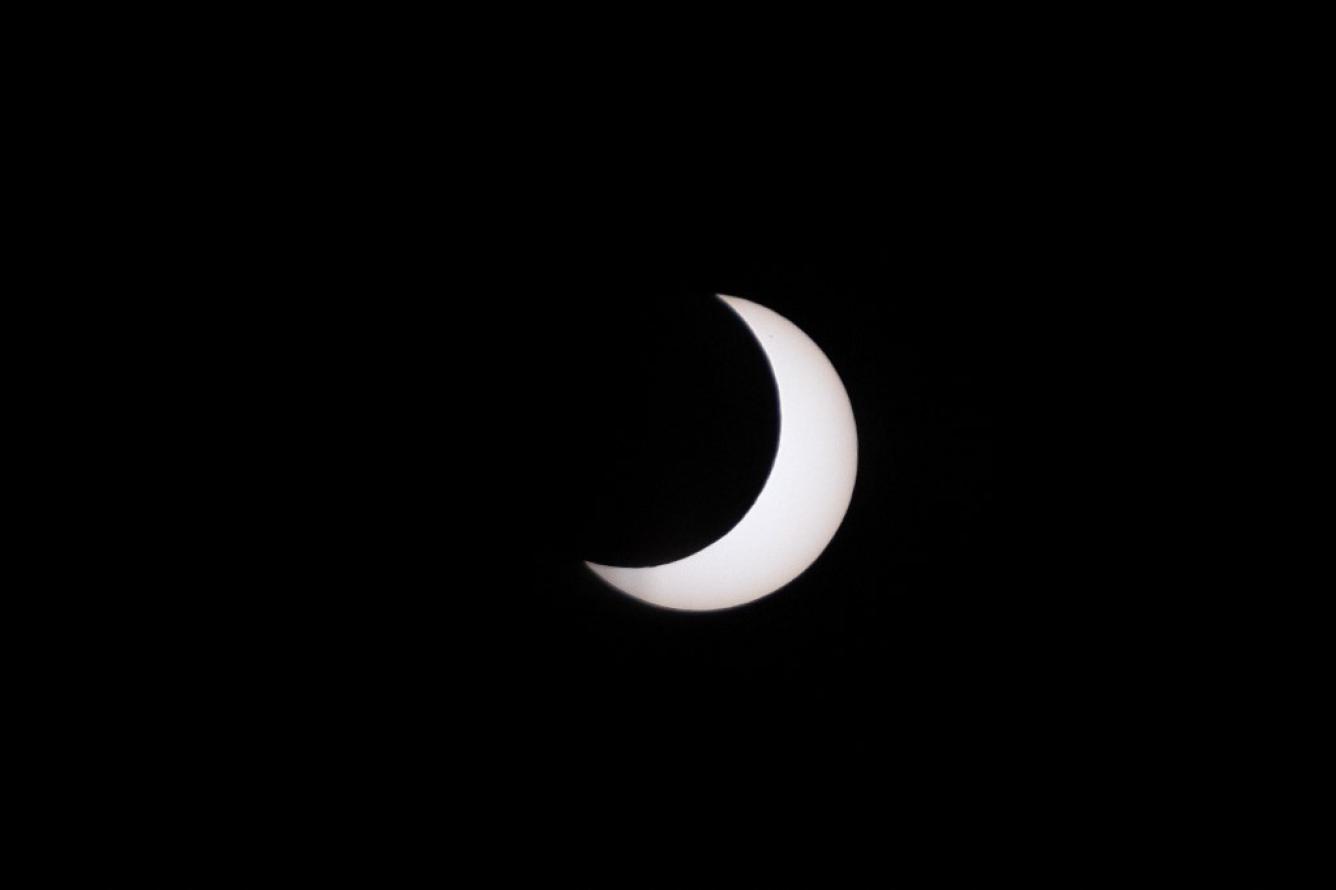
[285,203,1025,773]
[79,12,1243,850]
[229,75,1121,782]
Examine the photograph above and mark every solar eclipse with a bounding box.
[586,295,858,611]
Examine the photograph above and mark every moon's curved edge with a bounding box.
[583,293,858,611]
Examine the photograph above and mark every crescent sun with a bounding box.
[586,294,858,611]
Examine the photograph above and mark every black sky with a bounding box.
[240,94,1117,781]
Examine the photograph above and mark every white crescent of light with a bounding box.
[586,294,858,611]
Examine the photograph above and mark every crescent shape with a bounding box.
[586,294,858,611]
